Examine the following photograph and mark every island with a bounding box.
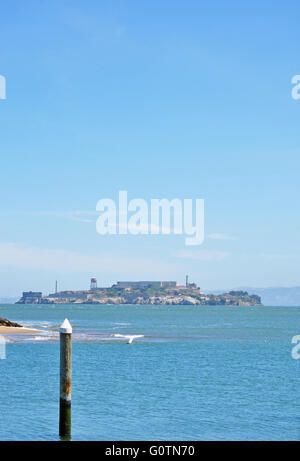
[16,279,263,306]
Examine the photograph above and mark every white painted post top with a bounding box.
[60,318,72,334]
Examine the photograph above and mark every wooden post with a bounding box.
[59,318,72,439]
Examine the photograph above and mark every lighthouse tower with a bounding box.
[90,278,97,290]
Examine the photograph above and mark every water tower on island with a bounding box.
[90,278,97,290]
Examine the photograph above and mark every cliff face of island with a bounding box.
[16,287,262,306]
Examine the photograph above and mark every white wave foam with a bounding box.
[113,323,131,326]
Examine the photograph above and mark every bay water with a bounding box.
[0,304,299,440]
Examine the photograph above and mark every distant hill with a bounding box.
[242,287,300,306]
[206,287,300,306]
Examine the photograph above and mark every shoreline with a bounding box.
[0,326,40,334]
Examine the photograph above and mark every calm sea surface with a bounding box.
[0,303,299,441]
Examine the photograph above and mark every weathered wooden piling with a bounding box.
[59,318,72,439]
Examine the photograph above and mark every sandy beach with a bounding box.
[0,326,40,334]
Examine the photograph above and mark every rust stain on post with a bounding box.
[59,319,72,439]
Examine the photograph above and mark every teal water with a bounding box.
[0,304,299,441]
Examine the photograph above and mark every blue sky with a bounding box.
[0,0,300,296]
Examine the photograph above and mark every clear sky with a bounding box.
[0,0,300,296]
